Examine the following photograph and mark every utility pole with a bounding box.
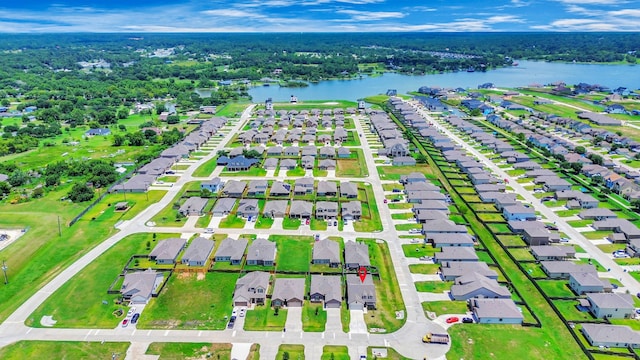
[2,260,8,284]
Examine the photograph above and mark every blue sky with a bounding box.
[0,0,639,32]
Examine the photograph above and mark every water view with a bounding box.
[248,60,640,102]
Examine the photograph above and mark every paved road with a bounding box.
[0,106,451,360]
[411,100,640,297]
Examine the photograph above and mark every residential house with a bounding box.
[269,181,291,196]
[393,156,417,166]
[237,199,259,219]
[233,271,270,307]
[316,201,338,220]
[263,158,278,170]
[246,239,277,266]
[319,159,336,170]
[340,181,358,198]
[301,156,314,169]
[400,172,427,184]
[337,147,351,158]
[294,177,314,195]
[181,237,215,267]
[450,273,511,301]
[263,200,288,218]
[581,324,640,349]
[312,239,341,267]
[319,146,336,158]
[179,197,208,216]
[344,240,370,269]
[247,180,268,196]
[149,238,186,264]
[212,198,236,217]
[470,298,523,324]
[569,272,612,295]
[215,238,248,265]
[317,181,337,196]
[310,275,342,308]
[200,178,223,193]
[440,262,498,281]
[434,247,479,263]
[541,261,597,279]
[289,200,313,218]
[120,269,164,304]
[429,233,475,248]
[341,201,362,220]
[530,246,575,261]
[271,278,306,308]
[587,293,634,319]
[502,204,536,221]
[346,274,376,310]
[422,220,467,236]
[222,180,246,197]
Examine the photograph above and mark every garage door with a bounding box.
[325,300,341,309]
[288,299,303,307]
[349,302,364,311]
[234,301,248,307]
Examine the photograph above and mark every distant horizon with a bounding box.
[1,0,639,33]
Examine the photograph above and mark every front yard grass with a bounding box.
[302,301,327,332]
[322,345,349,360]
[192,157,219,177]
[139,272,238,330]
[218,214,247,228]
[415,281,452,293]
[254,216,274,229]
[28,233,180,328]
[408,263,440,274]
[536,280,575,298]
[553,300,596,321]
[401,244,437,258]
[282,217,301,230]
[146,342,232,360]
[244,300,288,331]
[421,300,468,316]
[0,341,130,360]
[276,344,305,360]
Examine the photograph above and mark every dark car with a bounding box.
[462,317,473,323]
[227,315,236,329]
[131,313,140,324]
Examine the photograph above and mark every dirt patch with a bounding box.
[196,272,206,281]
[176,272,192,280]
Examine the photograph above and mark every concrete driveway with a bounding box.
[285,307,302,332]
[349,309,367,334]
[325,308,342,332]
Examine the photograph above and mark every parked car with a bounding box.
[239,308,246,317]
[205,228,214,234]
[227,316,236,329]
[334,221,337,226]
[305,219,310,225]
[446,317,459,324]
[127,307,136,317]
[462,317,473,323]
[131,313,140,324]
[122,319,129,327]
[392,188,401,193]
[383,199,388,204]
[408,229,421,234]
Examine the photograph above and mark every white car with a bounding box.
[127,307,136,317]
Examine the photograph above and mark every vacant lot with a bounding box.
[244,300,288,331]
[0,341,129,360]
[146,342,232,360]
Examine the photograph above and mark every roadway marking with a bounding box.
[321,332,325,339]
[95,330,100,335]
[26,328,32,335]
[132,329,136,336]
[232,331,236,337]
[164,330,170,336]
[147,330,152,336]
[198,331,202,337]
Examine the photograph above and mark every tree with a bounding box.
[575,146,586,155]
[45,174,61,187]
[416,154,428,164]
[631,199,640,211]
[0,181,10,196]
[32,186,44,198]
[112,134,125,146]
[570,162,583,174]
[67,183,94,202]
[7,170,28,187]
[166,115,180,124]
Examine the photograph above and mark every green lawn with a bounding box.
[414,281,453,293]
[302,301,327,332]
[139,271,238,330]
[536,280,575,298]
[272,235,313,272]
[553,300,596,321]
[402,244,437,258]
[408,263,440,274]
[254,216,274,229]
[282,217,301,230]
[0,341,130,360]
[244,301,288,331]
[421,301,468,316]
[353,184,383,232]
[146,342,232,360]
[359,239,406,332]
[448,324,575,360]
[218,214,247,228]
[322,345,349,360]
[276,344,305,360]
[28,233,179,328]
[192,157,219,177]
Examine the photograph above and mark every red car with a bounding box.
[445,317,459,324]
[305,219,310,225]
[383,199,388,204]
[122,319,129,327]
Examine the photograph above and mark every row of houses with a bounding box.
[206,178,360,198]
[237,126,350,145]
[232,272,375,310]
[370,102,411,158]
[207,197,362,221]
[114,117,228,193]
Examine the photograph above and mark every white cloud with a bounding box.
[486,15,525,23]
[609,9,640,17]
[335,9,405,21]
[201,9,265,18]
[555,0,626,4]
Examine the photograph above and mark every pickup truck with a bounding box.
[422,332,450,344]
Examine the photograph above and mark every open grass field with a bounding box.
[216,102,251,117]
[353,183,383,232]
[138,271,238,330]
[408,263,440,274]
[28,232,180,328]
[192,156,220,177]
[302,301,327,332]
[377,165,434,181]
[322,345,349,360]
[415,281,452,293]
[146,342,232,360]
[0,341,130,360]
[536,280,575,298]
[244,300,288,331]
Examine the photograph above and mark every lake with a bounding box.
[247,60,639,103]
